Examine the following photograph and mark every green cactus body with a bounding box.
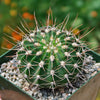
[16,25,88,89]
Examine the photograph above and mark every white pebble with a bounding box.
[1,72,6,77]
[27,91,33,96]
[38,93,42,97]
[1,63,7,68]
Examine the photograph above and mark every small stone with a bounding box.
[18,74,24,78]
[62,93,67,97]
[72,89,76,93]
[88,69,94,72]
[38,93,42,97]
[93,63,100,69]
[69,89,72,93]
[14,81,21,87]
[83,69,89,73]
[85,74,91,79]
[88,56,93,60]
[24,82,30,87]
[13,75,17,79]
[34,92,38,96]
[1,72,6,77]
[95,63,100,66]
[85,58,91,63]
[68,93,71,96]
[27,91,33,96]
[19,79,23,84]
[1,63,7,68]
[52,98,58,100]
[38,98,42,100]
[24,86,30,91]
[56,92,59,96]
[50,96,53,99]
[91,71,97,76]
[0,69,1,73]
[24,74,27,78]
[7,62,11,68]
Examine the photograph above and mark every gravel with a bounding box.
[0,56,100,100]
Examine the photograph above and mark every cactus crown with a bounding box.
[16,15,89,89]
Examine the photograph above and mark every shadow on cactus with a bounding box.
[15,14,94,90]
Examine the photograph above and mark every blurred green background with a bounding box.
[0,0,100,55]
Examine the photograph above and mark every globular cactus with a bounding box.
[16,16,89,89]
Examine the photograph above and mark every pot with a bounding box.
[0,47,100,100]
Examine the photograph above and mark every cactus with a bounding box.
[16,15,90,89]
